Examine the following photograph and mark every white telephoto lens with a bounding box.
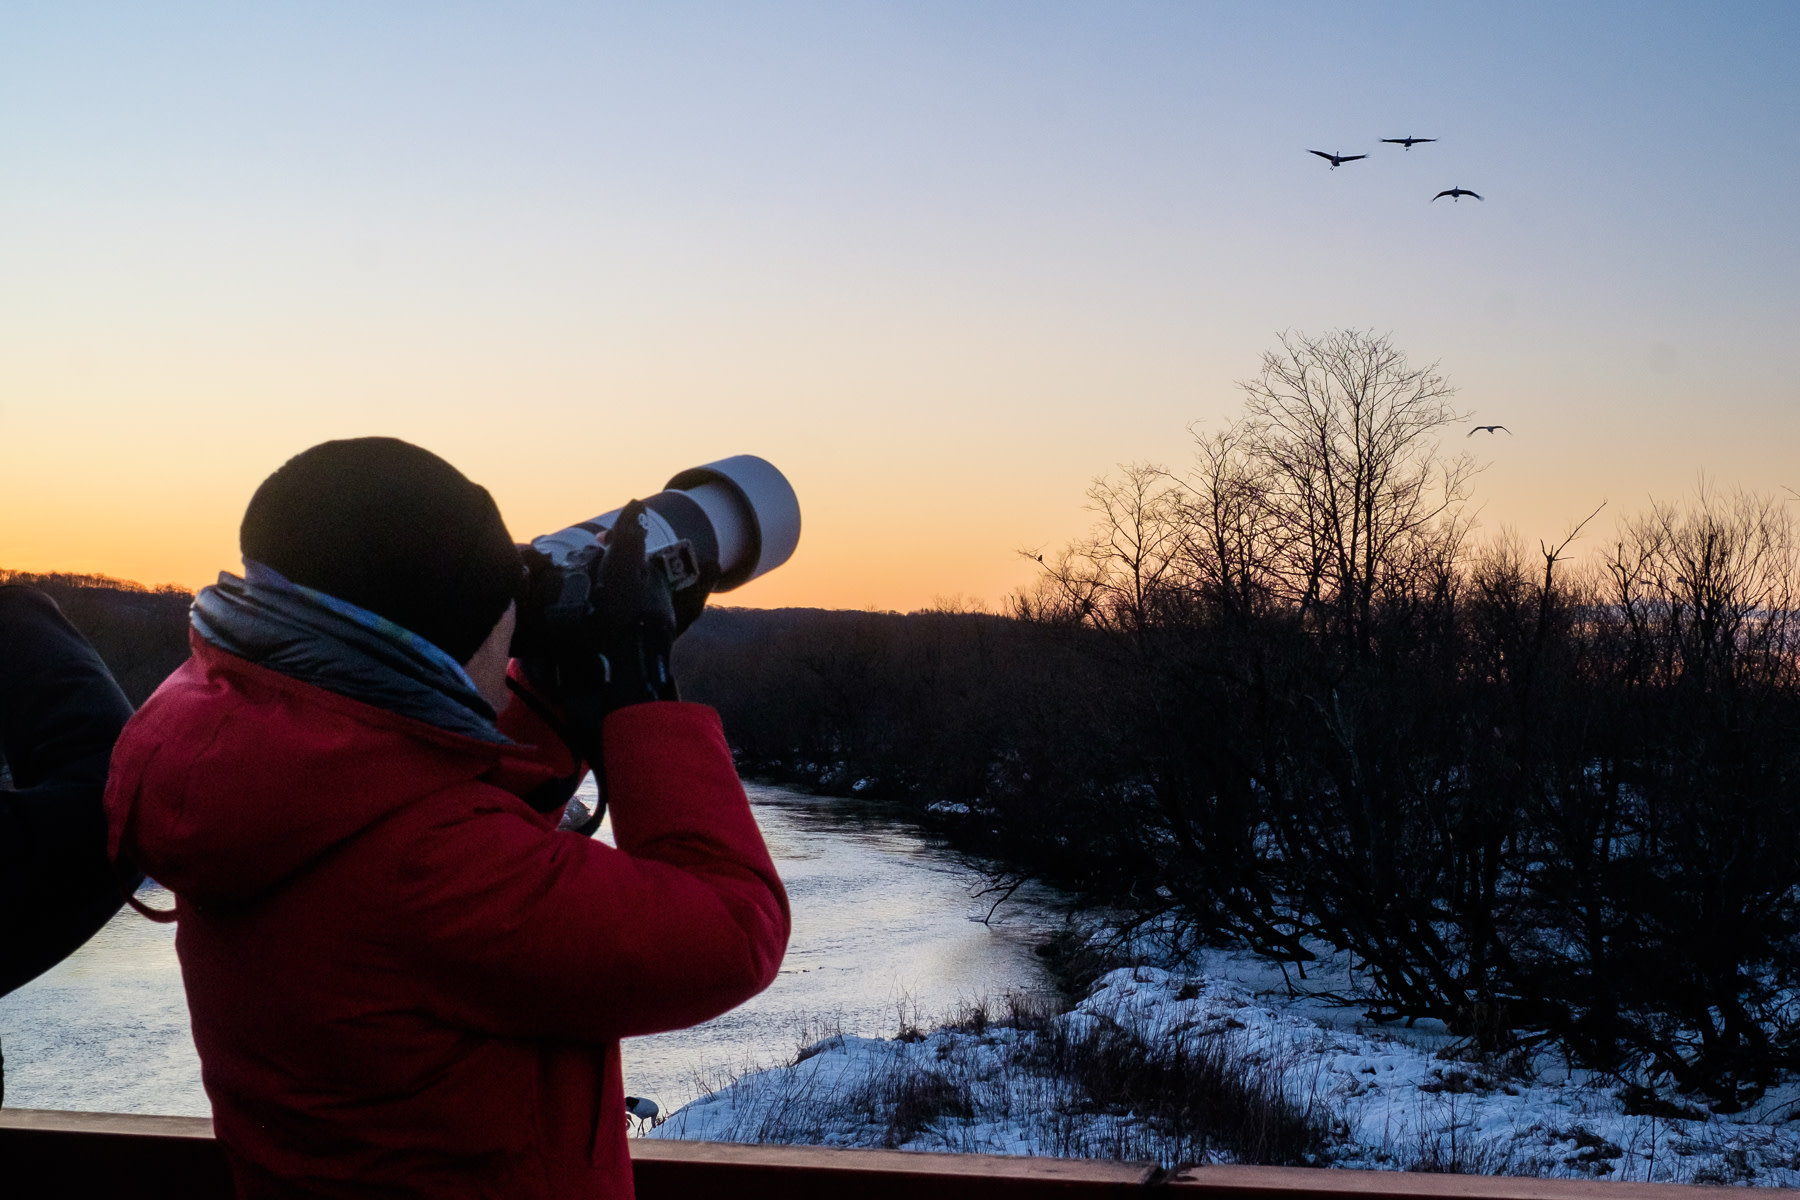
[534,455,800,591]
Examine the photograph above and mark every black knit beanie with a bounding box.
[240,438,521,664]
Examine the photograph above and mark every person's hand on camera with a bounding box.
[587,499,680,711]
[512,500,683,769]
[670,571,710,638]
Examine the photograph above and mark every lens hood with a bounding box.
[663,455,802,590]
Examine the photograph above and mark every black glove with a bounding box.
[585,498,681,712]
[513,500,685,769]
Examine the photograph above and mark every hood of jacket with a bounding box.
[106,635,559,910]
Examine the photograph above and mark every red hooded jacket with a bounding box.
[105,636,790,1197]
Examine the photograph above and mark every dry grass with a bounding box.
[661,987,1334,1166]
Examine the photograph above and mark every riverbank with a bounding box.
[649,946,1800,1185]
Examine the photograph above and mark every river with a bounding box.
[0,781,1061,1118]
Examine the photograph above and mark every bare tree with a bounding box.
[1018,463,1184,649]
[1605,483,1800,692]
[1230,329,1475,648]
[1173,424,1284,625]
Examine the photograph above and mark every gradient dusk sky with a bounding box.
[2,3,1796,610]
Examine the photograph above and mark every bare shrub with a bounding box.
[1023,1012,1329,1165]
[845,1061,976,1148]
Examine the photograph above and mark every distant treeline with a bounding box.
[675,605,1091,819]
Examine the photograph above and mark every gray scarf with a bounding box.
[190,562,505,744]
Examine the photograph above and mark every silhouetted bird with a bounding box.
[1381,137,1437,149]
[1467,425,1511,437]
[1309,150,1367,169]
[1433,187,1483,202]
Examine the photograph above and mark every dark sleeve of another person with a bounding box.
[0,586,139,998]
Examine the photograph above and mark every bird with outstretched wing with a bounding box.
[1467,425,1511,437]
[1382,137,1437,149]
[1309,150,1367,169]
[1433,187,1483,202]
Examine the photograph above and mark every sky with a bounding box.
[2,2,1796,610]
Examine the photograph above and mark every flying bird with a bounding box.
[1433,187,1483,202]
[1309,150,1367,169]
[1467,425,1511,437]
[1381,137,1437,150]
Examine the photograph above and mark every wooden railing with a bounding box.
[0,1108,1725,1199]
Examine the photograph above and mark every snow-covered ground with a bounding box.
[650,950,1800,1185]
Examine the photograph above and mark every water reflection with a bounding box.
[619,783,1060,1113]
[0,783,1059,1117]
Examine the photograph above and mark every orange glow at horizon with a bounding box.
[5,343,1796,612]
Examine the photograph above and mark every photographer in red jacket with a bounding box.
[106,438,790,1198]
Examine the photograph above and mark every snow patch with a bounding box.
[651,965,1800,1184]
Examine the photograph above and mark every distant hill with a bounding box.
[678,605,917,649]
[0,571,194,707]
